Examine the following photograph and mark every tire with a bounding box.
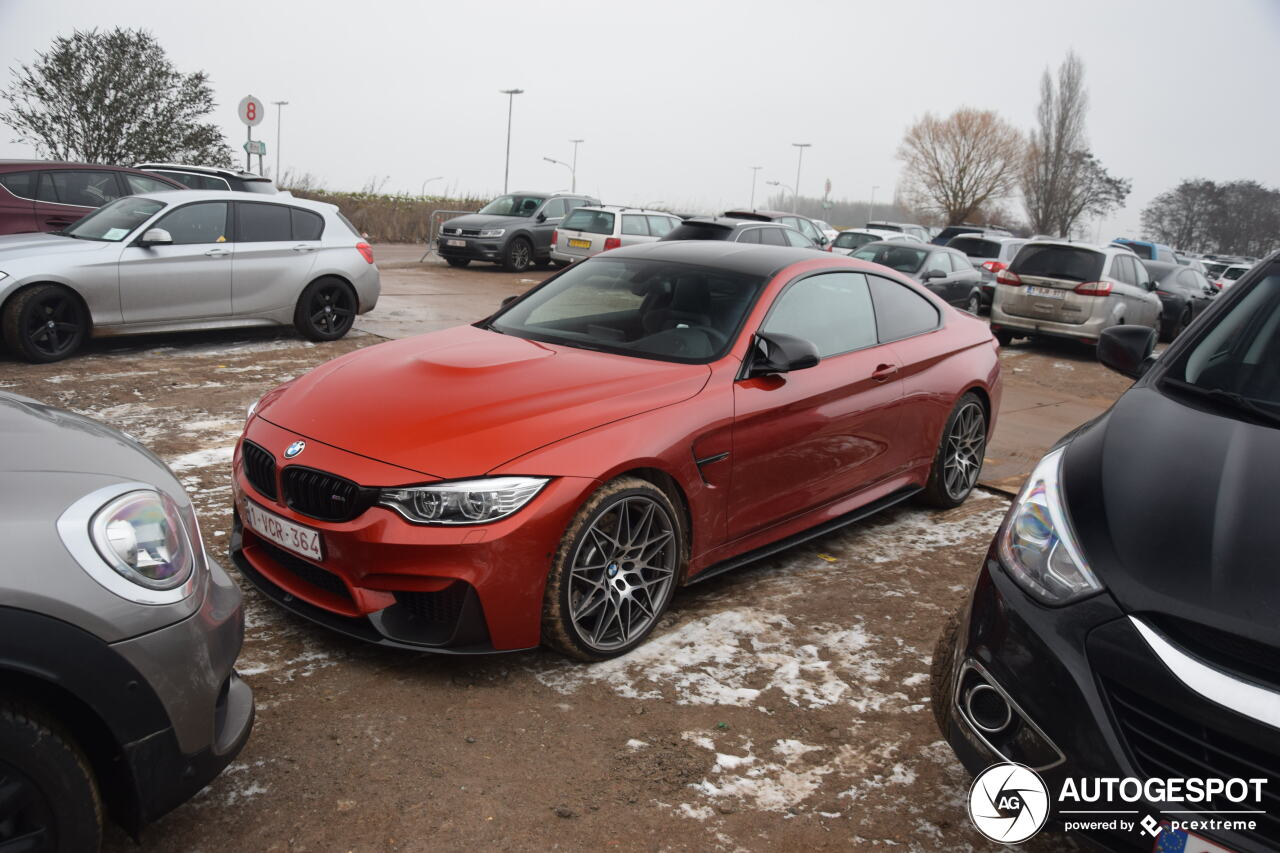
[0,702,102,852]
[965,291,982,316]
[445,258,470,268]
[1170,307,1192,341]
[551,260,570,269]
[501,237,534,273]
[293,277,357,342]
[929,605,964,735]
[993,329,1014,347]
[919,391,987,508]
[2,284,88,363]
[533,257,552,269]
[542,477,685,661]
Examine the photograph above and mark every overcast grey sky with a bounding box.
[2,0,1278,237]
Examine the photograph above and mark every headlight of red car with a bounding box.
[378,477,549,525]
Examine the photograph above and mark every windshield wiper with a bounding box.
[1162,377,1280,427]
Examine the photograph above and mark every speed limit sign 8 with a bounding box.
[238,95,264,127]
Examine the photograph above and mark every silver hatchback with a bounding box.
[990,241,1161,347]
[551,205,682,265]
[0,190,380,362]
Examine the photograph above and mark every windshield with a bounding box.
[490,257,765,363]
[853,244,928,273]
[562,208,615,235]
[64,196,165,241]
[949,237,1000,258]
[1011,245,1104,282]
[1224,266,1249,280]
[1115,241,1153,259]
[1166,271,1280,420]
[833,232,880,251]
[478,194,546,217]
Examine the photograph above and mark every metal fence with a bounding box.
[419,209,477,262]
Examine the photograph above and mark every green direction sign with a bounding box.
[243,140,267,155]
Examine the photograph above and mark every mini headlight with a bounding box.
[378,477,547,525]
[997,446,1102,605]
[478,228,505,238]
[90,490,194,589]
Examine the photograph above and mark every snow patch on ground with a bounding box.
[167,445,234,471]
[688,736,831,812]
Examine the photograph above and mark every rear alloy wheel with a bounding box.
[1172,307,1192,341]
[293,278,357,341]
[994,329,1014,347]
[0,702,102,853]
[2,284,88,363]
[966,291,982,316]
[920,392,987,508]
[445,258,470,268]
[502,237,533,273]
[543,477,683,660]
[929,604,964,734]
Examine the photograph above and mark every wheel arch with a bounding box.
[0,280,92,328]
[960,383,993,438]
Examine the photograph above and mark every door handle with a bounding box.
[204,247,231,257]
[291,244,316,252]
[871,363,898,382]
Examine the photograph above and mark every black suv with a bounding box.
[722,209,830,249]
[438,191,598,272]
[135,163,277,194]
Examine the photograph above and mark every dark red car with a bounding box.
[231,242,1001,659]
[0,160,184,234]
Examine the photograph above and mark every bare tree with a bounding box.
[896,108,1025,225]
[1021,52,1128,237]
[1141,180,1219,252]
[1,28,233,166]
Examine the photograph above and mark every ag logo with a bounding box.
[968,762,1050,844]
[283,440,305,459]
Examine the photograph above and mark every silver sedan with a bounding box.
[0,190,380,362]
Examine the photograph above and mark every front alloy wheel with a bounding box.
[3,284,87,363]
[543,478,683,660]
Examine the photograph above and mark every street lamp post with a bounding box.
[766,180,795,209]
[543,157,572,188]
[420,176,443,196]
[749,166,762,208]
[869,185,879,224]
[271,100,288,180]
[499,88,524,193]
[791,143,811,213]
[568,139,583,193]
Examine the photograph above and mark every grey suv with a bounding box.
[0,392,252,849]
[438,191,599,272]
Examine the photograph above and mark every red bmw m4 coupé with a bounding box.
[231,241,1000,660]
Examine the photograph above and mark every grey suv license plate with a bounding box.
[1025,285,1065,299]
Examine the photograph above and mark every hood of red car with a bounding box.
[258,325,712,479]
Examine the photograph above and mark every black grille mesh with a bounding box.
[241,441,277,500]
[255,540,351,602]
[282,466,367,522]
[395,584,468,626]
[1105,680,1280,847]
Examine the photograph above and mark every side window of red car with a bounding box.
[761,272,877,358]
[868,275,940,342]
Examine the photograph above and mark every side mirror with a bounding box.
[750,331,819,377]
[536,212,547,223]
[500,295,518,308]
[1144,280,1158,291]
[137,228,172,247]
[1203,286,1217,296]
[1097,325,1157,379]
[923,268,946,281]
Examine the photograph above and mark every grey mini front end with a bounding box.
[0,392,253,833]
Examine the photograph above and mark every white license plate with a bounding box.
[243,500,323,562]
[1026,285,1065,299]
[446,239,466,247]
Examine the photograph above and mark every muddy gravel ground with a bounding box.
[0,307,1129,852]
